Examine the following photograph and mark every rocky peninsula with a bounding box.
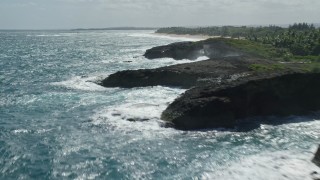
[100,38,320,130]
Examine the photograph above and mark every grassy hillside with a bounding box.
[198,38,320,73]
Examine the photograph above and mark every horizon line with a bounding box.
[1,22,319,31]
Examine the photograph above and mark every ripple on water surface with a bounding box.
[0,30,320,179]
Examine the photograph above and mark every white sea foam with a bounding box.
[91,86,186,134]
[128,32,203,42]
[0,94,37,106]
[194,56,209,61]
[12,129,29,134]
[161,55,209,64]
[202,148,320,180]
[107,103,162,121]
[99,54,209,74]
[27,33,77,37]
[27,34,62,37]
[51,75,107,91]
[119,48,145,53]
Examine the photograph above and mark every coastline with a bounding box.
[153,32,221,40]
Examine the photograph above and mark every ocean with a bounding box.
[0,30,319,179]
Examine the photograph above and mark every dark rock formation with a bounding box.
[313,145,320,168]
[311,171,320,180]
[144,39,243,60]
[100,56,271,88]
[101,38,305,89]
[161,73,320,130]
[144,41,203,60]
[100,38,320,130]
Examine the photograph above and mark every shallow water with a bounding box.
[0,30,319,179]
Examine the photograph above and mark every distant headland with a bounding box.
[72,27,157,31]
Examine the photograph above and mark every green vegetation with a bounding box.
[287,55,320,63]
[249,62,320,73]
[157,23,320,58]
[249,64,286,72]
[303,63,320,73]
[223,38,280,59]
[202,38,284,60]
[157,23,320,74]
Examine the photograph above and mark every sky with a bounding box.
[0,0,319,29]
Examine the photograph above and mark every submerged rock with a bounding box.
[161,73,320,130]
[313,146,320,168]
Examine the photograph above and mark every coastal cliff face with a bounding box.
[144,41,203,60]
[161,73,320,130]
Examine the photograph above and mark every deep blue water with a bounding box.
[0,30,319,179]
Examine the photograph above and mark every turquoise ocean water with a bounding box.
[0,30,319,179]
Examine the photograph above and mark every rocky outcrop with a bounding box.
[144,41,203,60]
[100,38,320,130]
[101,38,307,89]
[161,73,320,130]
[100,56,271,88]
[314,146,320,167]
[144,38,243,60]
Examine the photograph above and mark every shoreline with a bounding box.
[153,32,221,40]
